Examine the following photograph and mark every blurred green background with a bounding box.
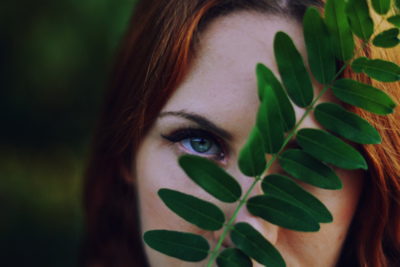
[1,0,137,266]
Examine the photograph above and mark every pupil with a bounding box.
[190,138,212,153]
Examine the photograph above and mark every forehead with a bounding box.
[161,12,305,139]
[196,12,304,76]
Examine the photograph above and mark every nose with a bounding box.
[213,173,279,249]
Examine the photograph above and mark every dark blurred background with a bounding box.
[1,0,137,266]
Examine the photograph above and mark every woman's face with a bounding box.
[135,12,364,267]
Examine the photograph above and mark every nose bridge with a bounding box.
[213,170,278,248]
[235,153,279,196]
[235,165,264,197]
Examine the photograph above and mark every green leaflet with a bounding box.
[350,57,369,73]
[332,78,396,115]
[314,103,381,144]
[216,248,252,267]
[256,63,274,101]
[274,31,314,107]
[238,126,266,177]
[325,0,355,61]
[256,63,296,131]
[345,0,374,40]
[179,155,241,203]
[158,189,225,231]
[262,174,333,223]
[296,128,367,170]
[231,222,286,267]
[247,195,320,232]
[387,15,400,28]
[352,57,400,82]
[279,149,343,189]
[256,85,285,154]
[303,7,336,84]
[143,230,209,262]
[396,0,400,10]
[373,28,400,48]
[371,0,391,15]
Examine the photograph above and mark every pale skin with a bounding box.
[134,12,364,267]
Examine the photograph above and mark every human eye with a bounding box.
[161,128,227,162]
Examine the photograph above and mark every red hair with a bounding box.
[83,0,400,266]
[342,38,400,266]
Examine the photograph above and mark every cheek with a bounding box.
[332,168,365,224]
[277,170,364,266]
[135,138,216,266]
[135,138,213,233]
[136,141,179,230]
[313,168,365,243]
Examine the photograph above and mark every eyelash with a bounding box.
[161,128,227,162]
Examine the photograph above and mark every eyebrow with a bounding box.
[158,110,232,140]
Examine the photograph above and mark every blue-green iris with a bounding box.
[190,138,212,153]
